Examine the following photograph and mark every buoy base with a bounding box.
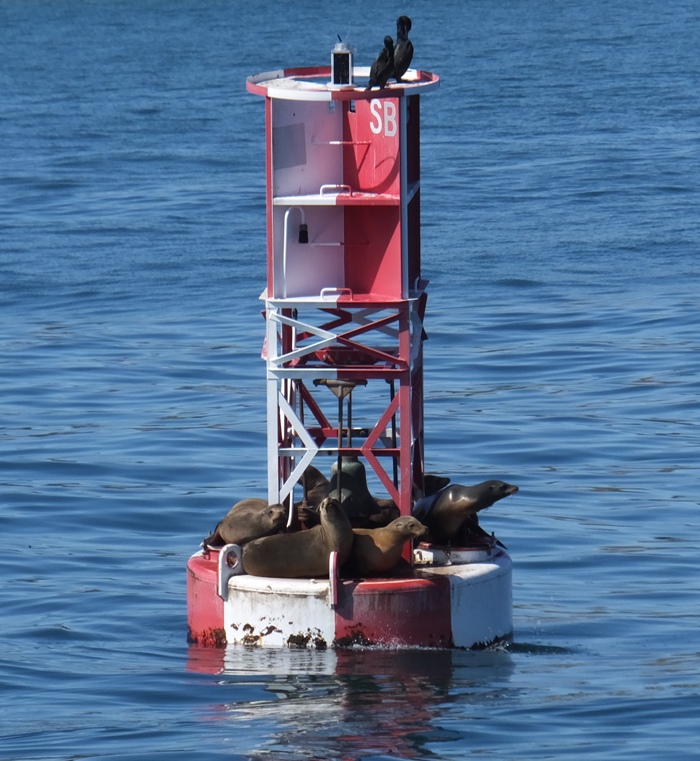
[187,544,512,650]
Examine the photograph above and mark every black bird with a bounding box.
[393,16,413,82]
[366,35,394,90]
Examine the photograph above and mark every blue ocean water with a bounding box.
[2,1,699,759]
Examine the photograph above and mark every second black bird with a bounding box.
[366,35,394,90]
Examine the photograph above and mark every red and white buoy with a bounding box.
[187,60,513,649]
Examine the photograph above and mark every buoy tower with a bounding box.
[187,60,513,650]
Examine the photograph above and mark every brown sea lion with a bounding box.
[203,499,287,547]
[299,463,452,529]
[299,464,331,507]
[413,480,518,545]
[330,456,415,528]
[242,497,353,578]
[364,499,400,527]
[346,515,427,577]
[295,464,331,526]
[302,494,399,529]
[346,472,450,528]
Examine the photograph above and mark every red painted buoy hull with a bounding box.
[186,550,225,647]
[186,546,512,650]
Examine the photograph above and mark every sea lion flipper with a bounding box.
[296,502,320,527]
[203,521,223,547]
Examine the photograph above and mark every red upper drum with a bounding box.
[247,66,439,302]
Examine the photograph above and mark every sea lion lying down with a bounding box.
[203,498,287,547]
[346,515,427,576]
[242,510,426,579]
[242,497,353,578]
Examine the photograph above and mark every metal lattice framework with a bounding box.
[264,295,427,518]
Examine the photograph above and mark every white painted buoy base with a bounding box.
[188,545,512,649]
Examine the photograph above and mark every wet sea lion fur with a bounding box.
[242,497,353,578]
[203,498,287,547]
[346,515,427,576]
[413,480,518,545]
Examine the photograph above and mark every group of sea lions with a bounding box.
[205,494,427,580]
[296,459,402,530]
[203,460,518,580]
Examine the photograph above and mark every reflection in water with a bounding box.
[187,645,515,759]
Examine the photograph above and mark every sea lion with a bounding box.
[203,499,287,547]
[295,464,332,526]
[242,497,353,578]
[299,462,451,529]
[346,515,427,576]
[364,498,400,527]
[299,458,385,528]
[393,16,413,82]
[413,480,519,545]
[302,464,331,506]
[343,472,450,527]
[354,472,451,528]
[366,35,394,90]
[354,474,449,528]
[416,474,451,499]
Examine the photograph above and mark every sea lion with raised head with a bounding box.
[203,498,287,547]
[413,480,518,545]
[346,515,427,576]
[242,497,353,578]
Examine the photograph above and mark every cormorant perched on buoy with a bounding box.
[366,35,394,89]
[393,16,413,82]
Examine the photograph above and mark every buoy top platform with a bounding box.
[246,66,440,101]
